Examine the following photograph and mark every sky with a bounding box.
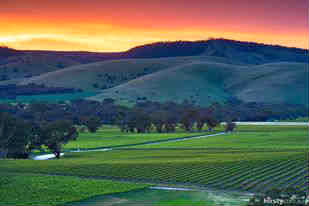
[1,0,308,51]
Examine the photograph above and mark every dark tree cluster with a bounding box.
[0,111,77,159]
[125,41,207,58]
[115,101,224,133]
[0,98,307,159]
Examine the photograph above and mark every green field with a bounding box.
[0,125,308,205]
[135,125,308,149]
[65,125,212,150]
[0,173,148,206]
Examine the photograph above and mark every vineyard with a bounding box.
[0,173,148,206]
[0,125,308,205]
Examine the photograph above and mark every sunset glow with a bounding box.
[1,0,308,51]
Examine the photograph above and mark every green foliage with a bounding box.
[40,120,78,158]
[0,112,78,159]
[206,116,219,131]
[0,112,33,158]
[180,109,198,132]
[82,116,101,133]
[225,121,236,132]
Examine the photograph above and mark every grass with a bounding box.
[281,117,309,122]
[0,173,148,206]
[64,125,213,150]
[135,125,308,149]
[0,125,307,205]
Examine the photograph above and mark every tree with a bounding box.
[225,121,236,132]
[41,120,78,159]
[150,110,166,133]
[115,110,130,132]
[82,116,101,133]
[132,109,151,133]
[0,112,33,158]
[164,111,178,133]
[6,119,33,158]
[206,116,219,131]
[27,102,50,122]
[195,109,209,132]
[180,109,198,132]
[0,112,16,158]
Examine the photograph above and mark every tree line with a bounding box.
[0,98,307,159]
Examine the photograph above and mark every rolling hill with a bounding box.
[124,39,308,64]
[0,54,80,81]
[19,55,241,91]
[0,47,123,84]
[88,62,308,106]
[1,39,308,106]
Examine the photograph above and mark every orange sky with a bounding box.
[1,0,308,51]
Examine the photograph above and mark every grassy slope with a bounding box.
[90,61,235,105]
[19,55,241,91]
[0,54,80,83]
[227,62,309,105]
[89,61,308,106]
[0,174,148,206]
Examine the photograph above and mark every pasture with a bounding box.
[64,125,214,150]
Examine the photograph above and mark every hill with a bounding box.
[0,49,124,84]
[1,38,307,82]
[20,55,240,91]
[88,61,308,106]
[1,39,308,106]
[125,39,308,64]
[0,54,80,82]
